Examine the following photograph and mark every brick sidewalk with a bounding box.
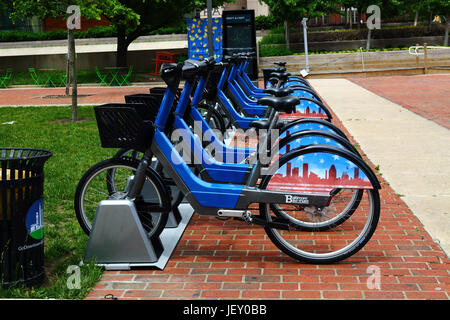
[85,82,450,300]
[0,86,160,106]
[348,75,450,130]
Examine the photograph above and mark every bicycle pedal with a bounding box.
[242,211,253,224]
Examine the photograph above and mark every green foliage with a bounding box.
[255,14,282,30]
[0,26,118,42]
[262,0,338,23]
[7,0,113,22]
[270,24,444,43]
[148,22,187,35]
[259,33,286,44]
[259,44,293,57]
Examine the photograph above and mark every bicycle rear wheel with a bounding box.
[74,157,170,239]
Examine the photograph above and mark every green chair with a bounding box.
[118,65,133,86]
[59,73,67,87]
[0,69,13,88]
[95,67,108,87]
[29,68,41,87]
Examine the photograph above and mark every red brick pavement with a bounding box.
[0,86,159,106]
[84,82,450,301]
[348,75,450,130]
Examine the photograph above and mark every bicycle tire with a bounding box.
[74,157,171,239]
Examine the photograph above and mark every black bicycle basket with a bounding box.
[124,94,161,122]
[94,103,154,152]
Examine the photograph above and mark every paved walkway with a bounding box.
[348,75,450,130]
[309,77,450,256]
[0,86,162,106]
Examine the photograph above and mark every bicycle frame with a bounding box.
[168,63,360,185]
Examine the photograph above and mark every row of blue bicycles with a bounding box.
[75,54,380,264]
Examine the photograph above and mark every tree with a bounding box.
[339,1,406,50]
[416,0,450,45]
[339,0,377,30]
[98,0,230,67]
[262,0,338,49]
[6,0,107,121]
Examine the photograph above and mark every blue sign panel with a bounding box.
[187,18,223,62]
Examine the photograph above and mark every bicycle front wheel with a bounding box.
[259,147,380,264]
[74,157,170,239]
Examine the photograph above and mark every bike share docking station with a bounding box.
[83,176,194,271]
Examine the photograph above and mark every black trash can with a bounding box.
[0,148,52,288]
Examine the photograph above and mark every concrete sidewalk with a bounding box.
[0,40,188,57]
[309,78,450,256]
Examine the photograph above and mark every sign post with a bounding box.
[207,0,213,57]
[301,18,310,75]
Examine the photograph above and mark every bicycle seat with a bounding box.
[274,62,287,67]
[257,95,299,114]
[269,72,291,81]
[262,67,286,73]
[249,119,286,130]
[249,118,270,130]
[263,87,294,97]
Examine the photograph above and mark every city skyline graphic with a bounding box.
[267,152,372,193]
[279,100,328,121]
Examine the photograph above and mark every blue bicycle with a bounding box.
[75,58,380,264]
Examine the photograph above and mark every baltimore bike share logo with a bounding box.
[25,198,44,240]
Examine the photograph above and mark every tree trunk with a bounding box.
[444,15,449,46]
[414,11,419,26]
[428,12,433,29]
[284,20,290,50]
[357,8,362,31]
[66,30,70,96]
[68,29,77,122]
[116,25,129,67]
[349,9,353,29]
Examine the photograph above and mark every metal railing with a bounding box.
[409,45,450,56]
[408,44,450,73]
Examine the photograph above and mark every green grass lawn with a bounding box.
[0,106,119,298]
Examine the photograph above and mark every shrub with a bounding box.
[259,33,286,45]
[0,26,116,42]
[76,26,117,38]
[149,22,186,35]
[255,15,281,30]
[288,25,444,43]
[259,44,293,57]
[0,22,188,43]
